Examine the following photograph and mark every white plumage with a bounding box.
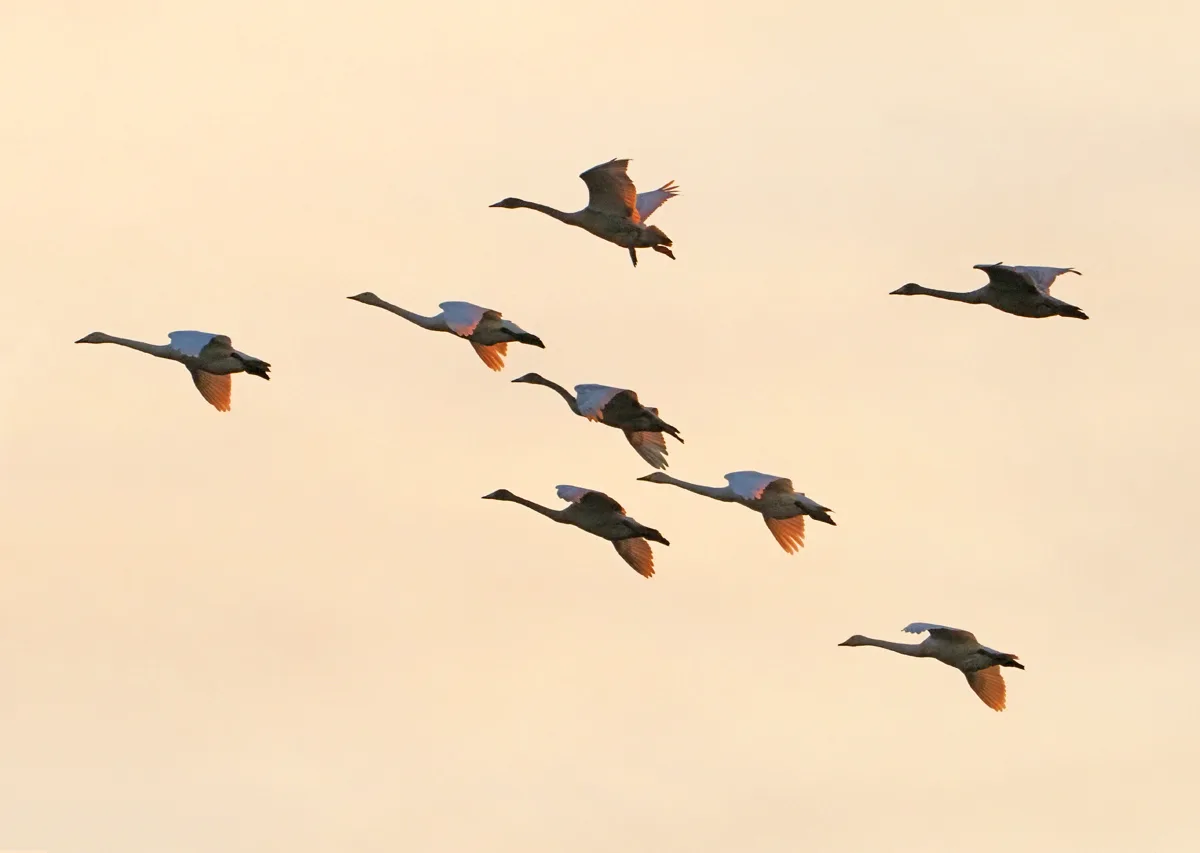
[573,384,627,421]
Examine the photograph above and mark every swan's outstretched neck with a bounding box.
[75,333,179,361]
[486,491,566,523]
[637,474,734,502]
[346,293,444,330]
[513,374,580,414]
[495,199,577,226]
[840,636,927,657]
[898,285,985,304]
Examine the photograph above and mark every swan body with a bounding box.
[510,373,683,469]
[637,470,835,554]
[346,293,544,371]
[74,330,271,412]
[838,623,1025,711]
[891,263,1087,319]
[481,484,668,577]
[490,158,679,267]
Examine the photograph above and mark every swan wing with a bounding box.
[725,471,791,501]
[763,515,805,554]
[439,301,498,337]
[556,485,625,515]
[965,666,1007,711]
[973,263,1040,295]
[470,341,507,371]
[579,158,637,219]
[903,623,978,643]
[1009,265,1081,294]
[574,384,628,420]
[190,370,232,412]
[625,429,668,470]
[168,331,221,357]
[613,538,655,578]
[635,181,679,221]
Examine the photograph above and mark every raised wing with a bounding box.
[168,331,220,357]
[1009,265,1081,294]
[725,470,790,501]
[190,370,232,412]
[470,341,507,371]
[613,537,655,578]
[764,515,805,554]
[579,158,637,219]
[903,622,978,643]
[439,301,497,337]
[635,181,679,221]
[556,484,625,515]
[973,263,1040,295]
[625,430,668,469]
[965,666,1007,711]
[574,384,629,420]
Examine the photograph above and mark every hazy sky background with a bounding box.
[2,2,1199,851]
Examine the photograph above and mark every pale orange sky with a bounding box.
[2,2,1199,851]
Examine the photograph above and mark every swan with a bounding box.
[510,373,683,469]
[74,330,270,412]
[838,623,1024,711]
[891,263,1087,319]
[347,293,544,371]
[481,484,669,578]
[637,470,835,554]
[490,158,679,267]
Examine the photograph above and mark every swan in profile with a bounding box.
[490,158,679,267]
[838,623,1024,711]
[481,484,668,577]
[74,330,270,412]
[347,293,544,371]
[891,263,1087,319]
[637,470,834,554]
[510,373,683,469]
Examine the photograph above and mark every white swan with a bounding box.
[74,330,270,412]
[481,485,668,577]
[838,623,1024,711]
[891,263,1087,319]
[510,373,683,469]
[637,470,835,554]
[490,158,679,267]
[347,293,544,371]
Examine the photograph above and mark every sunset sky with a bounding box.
[2,2,1199,851]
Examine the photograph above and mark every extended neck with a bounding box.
[655,475,736,502]
[527,376,580,415]
[909,285,985,304]
[356,296,444,330]
[853,637,928,657]
[91,334,180,361]
[511,199,578,226]
[501,493,566,523]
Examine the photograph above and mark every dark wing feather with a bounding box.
[579,159,637,219]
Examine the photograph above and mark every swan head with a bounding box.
[838,635,869,647]
[513,332,546,349]
[637,472,672,484]
[75,332,110,344]
[511,372,547,385]
[890,283,924,296]
[489,197,526,209]
[1056,304,1089,320]
[346,292,382,305]
[640,528,670,546]
[481,489,516,501]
